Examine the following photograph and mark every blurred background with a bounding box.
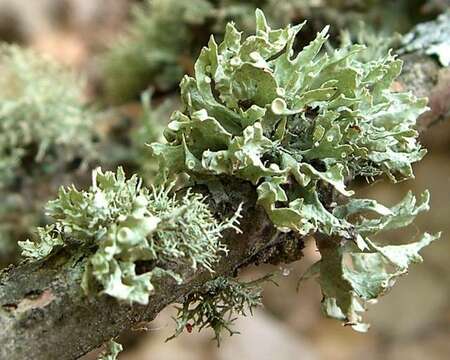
[0,1,448,359]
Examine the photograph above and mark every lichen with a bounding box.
[339,24,402,63]
[168,276,268,345]
[152,9,428,235]
[130,90,175,183]
[19,168,242,304]
[15,6,440,340]
[0,44,96,189]
[152,9,439,330]
[101,0,426,104]
[400,10,450,67]
[97,340,123,360]
[0,44,98,267]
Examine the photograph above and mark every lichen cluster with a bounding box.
[152,9,427,235]
[102,0,296,103]
[0,44,96,189]
[101,0,432,104]
[14,5,441,348]
[0,44,98,266]
[20,168,241,304]
[169,276,267,345]
[152,10,439,330]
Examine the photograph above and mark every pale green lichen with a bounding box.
[302,232,440,331]
[20,167,242,304]
[100,0,339,103]
[14,6,440,338]
[168,276,267,345]
[0,44,98,266]
[101,0,312,103]
[152,10,438,330]
[302,192,440,330]
[130,90,175,183]
[400,10,450,66]
[101,0,425,104]
[97,340,123,360]
[0,44,96,189]
[338,24,402,63]
[152,9,428,235]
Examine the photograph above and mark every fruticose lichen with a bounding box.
[0,44,96,189]
[0,44,98,267]
[20,167,242,304]
[169,276,267,345]
[152,10,439,330]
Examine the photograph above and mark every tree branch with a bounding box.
[0,182,289,360]
[0,54,448,360]
[397,53,450,131]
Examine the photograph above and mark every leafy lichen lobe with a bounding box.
[153,9,438,330]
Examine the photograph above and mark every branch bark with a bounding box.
[0,53,448,360]
[397,53,450,130]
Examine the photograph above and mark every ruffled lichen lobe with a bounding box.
[152,9,439,330]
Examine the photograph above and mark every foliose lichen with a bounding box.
[101,0,300,103]
[97,340,123,360]
[152,10,439,330]
[101,0,428,104]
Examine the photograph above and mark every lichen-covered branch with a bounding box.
[149,9,440,332]
[0,13,448,360]
[0,51,444,360]
[0,180,284,360]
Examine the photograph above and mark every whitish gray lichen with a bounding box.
[400,10,450,66]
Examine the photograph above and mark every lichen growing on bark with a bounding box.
[20,167,242,304]
[152,9,439,330]
[16,7,440,342]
